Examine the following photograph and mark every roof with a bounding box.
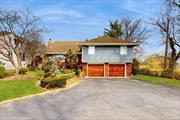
[46,41,81,55]
[0,31,11,36]
[78,36,139,46]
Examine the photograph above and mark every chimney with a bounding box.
[48,38,52,46]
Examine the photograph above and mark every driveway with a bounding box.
[0,79,180,120]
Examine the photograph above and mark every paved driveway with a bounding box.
[0,79,180,120]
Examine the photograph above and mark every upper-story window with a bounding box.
[120,46,127,54]
[88,46,95,54]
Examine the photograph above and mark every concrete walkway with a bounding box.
[0,78,180,120]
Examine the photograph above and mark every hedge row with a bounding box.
[139,68,180,80]
[41,72,75,88]
[0,66,6,78]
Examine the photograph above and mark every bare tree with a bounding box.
[25,32,46,67]
[0,10,43,75]
[121,18,148,44]
[152,10,171,69]
[121,18,149,56]
[166,0,180,8]
[153,6,180,78]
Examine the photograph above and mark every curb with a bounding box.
[0,79,83,105]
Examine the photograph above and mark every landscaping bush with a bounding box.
[43,72,52,78]
[59,68,65,74]
[174,71,180,80]
[27,65,36,71]
[0,66,6,78]
[139,68,150,75]
[42,65,52,73]
[19,67,27,74]
[132,58,139,75]
[149,69,162,77]
[161,69,173,78]
[41,72,75,88]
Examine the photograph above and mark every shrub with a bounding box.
[0,66,6,78]
[41,72,75,88]
[132,58,139,75]
[139,68,150,75]
[27,65,36,71]
[19,67,27,74]
[42,65,52,73]
[43,72,51,78]
[174,71,180,80]
[59,68,65,74]
[161,69,172,78]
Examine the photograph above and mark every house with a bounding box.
[46,36,138,78]
[79,36,138,78]
[46,41,81,67]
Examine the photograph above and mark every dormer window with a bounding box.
[120,46,127,54]
[88,46,95,54]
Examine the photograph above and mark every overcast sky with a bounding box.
[0,0,165,56]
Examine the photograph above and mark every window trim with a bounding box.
[88,46,95,54]
[120,46,127,55]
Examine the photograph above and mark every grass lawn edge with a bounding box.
[0,78,83,104]
[131,74,180,88]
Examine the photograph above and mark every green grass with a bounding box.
[131,74,180,87]
[0,80,46,102]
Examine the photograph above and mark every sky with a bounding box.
[0,0,165,56]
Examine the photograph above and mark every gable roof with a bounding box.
[46,41,81,55]
[0,31,11,36]
[78,36,139,46]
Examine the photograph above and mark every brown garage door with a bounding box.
[109,64,125,77]
[88,64,104,77]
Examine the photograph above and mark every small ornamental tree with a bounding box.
[64,49,77,68]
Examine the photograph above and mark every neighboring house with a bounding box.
[46,36,138,78]
[0,31,27,69]
[46,41,81,67]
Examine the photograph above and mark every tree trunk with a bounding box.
[163,20,169,70]
[169,37,177,79]
[11,60,19,76]
[169,58,176,79]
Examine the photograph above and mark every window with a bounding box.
[120,46,127,54]
[88,46,95,54]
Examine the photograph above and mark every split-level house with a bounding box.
[46,36,139,78]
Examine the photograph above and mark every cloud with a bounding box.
[36,8,84,19]
[121,0,162,18]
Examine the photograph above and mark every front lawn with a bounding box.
[0,80,46,102]
[131,74,180,87]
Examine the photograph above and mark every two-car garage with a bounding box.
[87,64,126,77]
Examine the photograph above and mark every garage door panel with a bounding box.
[88,64,104,77]
[109,64,124,77]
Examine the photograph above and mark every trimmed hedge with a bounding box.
[42,65,52,73]
[139,68,180,79]
[19,67,28,74]
[41,72,75,88]
[0,66,6,78]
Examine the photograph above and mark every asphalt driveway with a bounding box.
[0,78,180,120]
